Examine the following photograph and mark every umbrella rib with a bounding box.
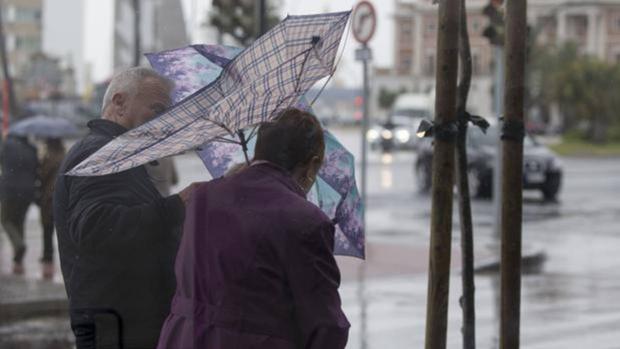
[309,17,352,107]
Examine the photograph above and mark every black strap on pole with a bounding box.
[418,111,490,140]
[501,119,525,142]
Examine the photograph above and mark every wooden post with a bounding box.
[500,0,527,348]
[455,0,476,348]
[424,1,460,348]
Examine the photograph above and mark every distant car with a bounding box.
[414,124,563,200]
[367,113,426,152]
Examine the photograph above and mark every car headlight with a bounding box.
[395,129,411,143]
[367,129,380,141]
[548,157,562,171]
[381,129,393,140]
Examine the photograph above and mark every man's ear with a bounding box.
[111,93,125,115]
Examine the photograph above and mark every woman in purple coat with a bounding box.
[157,109,350,349]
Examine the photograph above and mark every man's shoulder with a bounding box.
[62,133,109,171]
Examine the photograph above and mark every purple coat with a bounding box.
[157,163,350,349]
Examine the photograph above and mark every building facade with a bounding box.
[3,0,43,76]
[373,0,620,119]
[113,0,188,70]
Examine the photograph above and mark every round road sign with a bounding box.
[352,1,376,44]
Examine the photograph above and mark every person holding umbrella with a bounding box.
[53,67,199,349]
[0,134,38,275]
[157,108,350,349]
[36,137,66,279]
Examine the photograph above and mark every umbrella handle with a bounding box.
[238,130,250,165]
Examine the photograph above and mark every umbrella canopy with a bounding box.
[147,43,363,258]
[9,115,80,138]
[68,11,351,176]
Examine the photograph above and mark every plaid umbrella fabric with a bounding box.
[68,11,351,176]
[147,44,364,258]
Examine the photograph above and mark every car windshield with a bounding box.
[390,115,422,127]
[389,109,429,127]
[391,108,430,119]
[468,125,536,147]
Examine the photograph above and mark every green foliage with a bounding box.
[528,43,620,143]
[378,88,405,110]
[210,0,282,46]
[550,138,620,157]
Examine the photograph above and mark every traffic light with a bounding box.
[482,0,505,46]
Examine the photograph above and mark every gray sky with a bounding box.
[47,0,394,87]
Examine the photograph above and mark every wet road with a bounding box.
[1,127,619,348]
[328,128,620,349]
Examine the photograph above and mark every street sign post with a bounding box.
[353,4,375,349]
[352,0,376,231]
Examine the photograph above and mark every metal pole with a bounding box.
[256,0,267,37]
[493,45,504,236]
[361,43,369,229]
[133,0,141,67]
[500,0,527,348]
[424,0,460,348]
[0,2,19,122]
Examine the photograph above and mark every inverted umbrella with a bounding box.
[68,11,351,176]
[9,115,80,138]
[146,44,363,258]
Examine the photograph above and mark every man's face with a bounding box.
[124,77,172,129]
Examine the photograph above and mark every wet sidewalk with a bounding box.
[0,206,72,348]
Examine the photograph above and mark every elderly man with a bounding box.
[54,67,197,349]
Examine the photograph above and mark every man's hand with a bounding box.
[177,182,204,206]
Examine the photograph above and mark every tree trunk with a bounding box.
[455,0,476,348]
[500,1,527,348]
[424,1,460,348]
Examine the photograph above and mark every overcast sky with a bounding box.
[46,0,394,88]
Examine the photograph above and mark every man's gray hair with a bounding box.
[101,67,174,112]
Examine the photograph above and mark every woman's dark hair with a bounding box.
[254,108,325,172]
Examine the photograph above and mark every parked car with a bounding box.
[414,124,563,200]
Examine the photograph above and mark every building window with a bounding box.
[612,13,620,34]
[399,19,414,45]
[400,57,412,73]
[472,52,480,75]
[15,37,41,51]
[567,15,587,38]
[425,53,435,76]
[15,8,41,22]
[426,19,436,36]
[471,18,481,34]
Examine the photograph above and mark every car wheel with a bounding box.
[542,173,561,201]
[469,167,492,199]
[415,160,432,193]
[468,168,482,198]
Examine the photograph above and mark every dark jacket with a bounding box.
[53,119,185,349]
[0,135,38,202]
[157,162,350,349]
[38,141,66,205]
